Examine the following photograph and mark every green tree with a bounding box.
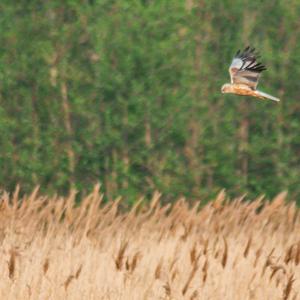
[0,0,300,203]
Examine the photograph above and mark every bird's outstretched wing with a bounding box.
[229,46,267,90]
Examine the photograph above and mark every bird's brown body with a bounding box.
[222,83,280,101]
[223,84,255,96]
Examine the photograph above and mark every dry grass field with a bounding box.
[0,185,299,299]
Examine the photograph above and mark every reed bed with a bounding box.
[0,185,299,299]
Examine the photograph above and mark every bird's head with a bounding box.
[221,83,232,94]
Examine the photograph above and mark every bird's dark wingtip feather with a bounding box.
[244,46,250,52]
[234,46,267,72]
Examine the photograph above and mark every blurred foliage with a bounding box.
[0,0,300,203]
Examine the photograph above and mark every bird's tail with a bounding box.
[255,90,280,102]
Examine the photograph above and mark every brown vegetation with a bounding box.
[0,186,299,299]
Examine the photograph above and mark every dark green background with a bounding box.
[0,1,299,203]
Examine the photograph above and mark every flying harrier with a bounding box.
[221,46,280,102]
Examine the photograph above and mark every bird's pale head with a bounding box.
[221,83,232,94]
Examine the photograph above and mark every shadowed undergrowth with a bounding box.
[0,186,299,299]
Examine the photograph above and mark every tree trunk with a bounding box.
[237,101,249,186]
[61,81,75,188]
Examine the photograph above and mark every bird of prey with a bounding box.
[221,46,280,102]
